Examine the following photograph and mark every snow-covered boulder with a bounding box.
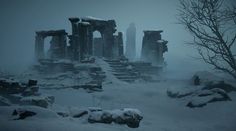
[167,83,232,108]
[167,86,200,98]
[111,108,143,128]
[20,95,55,108]
[203,81,236,93]
[88,108,143,128]
[186,88,231,108]
[88,110,113,124]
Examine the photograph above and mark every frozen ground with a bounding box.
[1,78,236,131]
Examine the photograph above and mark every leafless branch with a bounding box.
[178,0,236,79]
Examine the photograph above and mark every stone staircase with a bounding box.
[104,59,140,83]
[129,62,163,82]
[129,62,162,75]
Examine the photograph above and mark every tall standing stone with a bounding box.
[125,23,136,61]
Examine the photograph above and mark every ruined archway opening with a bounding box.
[93,30,103,57]
[44,37,51,59]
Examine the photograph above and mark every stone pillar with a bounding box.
[58,34,67,59]
[69,18,80,35]
[103,29,115,58]
[69,18,80,61]
[48,34,67,59]
[125,23,136,61]
[78,22,91,60]
[118,32,124,57]
[35,34,45,60]
[87,26,93,55]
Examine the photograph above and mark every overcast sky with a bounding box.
[0,0,235,76]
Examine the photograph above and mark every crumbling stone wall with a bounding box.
[141,30,168,66]
[68,17,123,60]
[35,30,67,60]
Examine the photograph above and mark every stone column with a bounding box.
[69,18,80,61]
[118,32,124,57]
[35,34,45,60]
[87,26,93,55]
[103,29,115,58]
[58,34,67,59]
[125,23,136,61]
[78,22,91,60]
[69,18,80,35]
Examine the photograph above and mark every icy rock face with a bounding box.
[167,81,234,108]
[88,108,143,128]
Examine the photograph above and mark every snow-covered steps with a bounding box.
[104,59,140,83]
[129,62,162,75]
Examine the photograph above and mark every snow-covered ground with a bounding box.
[1,63,236,131]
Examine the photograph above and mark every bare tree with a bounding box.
[178,0,236,79]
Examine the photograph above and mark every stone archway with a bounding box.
[92,30,103,57]
[35,30,67,60]
[69,17,117,59]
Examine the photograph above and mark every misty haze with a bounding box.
[0,0,236,131]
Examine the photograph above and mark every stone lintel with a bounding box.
[69,17,80,23]
[36,29,67,37]
[143,30,163,35]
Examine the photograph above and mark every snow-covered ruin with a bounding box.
[33,16,168,83]
[1,16,236,131]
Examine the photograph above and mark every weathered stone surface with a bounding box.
[35,16,124,62]
[0,79,26,94]
[87,108,143,128]
[141,30,168,66]
[35,30,67,60]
